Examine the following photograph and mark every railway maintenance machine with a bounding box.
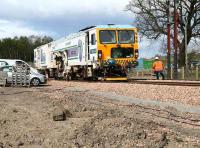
[34,25,139,81]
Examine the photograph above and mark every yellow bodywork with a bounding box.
[96,27,138,66]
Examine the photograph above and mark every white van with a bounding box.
[0,59,47,86]
[0,60,8,67]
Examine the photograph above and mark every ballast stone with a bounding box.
[53,108,72,121]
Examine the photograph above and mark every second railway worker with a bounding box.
[152,57,165,80]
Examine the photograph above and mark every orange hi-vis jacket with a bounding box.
[152,60,164,71]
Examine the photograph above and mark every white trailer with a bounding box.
[34,42,57,77]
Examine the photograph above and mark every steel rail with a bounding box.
[128,80,200,87]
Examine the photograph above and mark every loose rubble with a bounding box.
[0,82,200,147]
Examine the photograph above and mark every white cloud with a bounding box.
[0,0,133,39]
[0,0,131,19]
[0,19,56,38]
[0,0,161,58]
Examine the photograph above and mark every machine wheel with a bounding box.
[31,78,40,86]
[66,75,72,81]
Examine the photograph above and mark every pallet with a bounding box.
[12,64,31,87]
[0,71,7,87]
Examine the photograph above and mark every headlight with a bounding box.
[135,49,139,58]
[98,50,102,59]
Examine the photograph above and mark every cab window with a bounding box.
[91,34,96,45]
[111,48,133,58]
[3,67,12,72]
[0,61,7,67]
[16,61,23,65]
[118,30,134,44]
[100,30,116,44]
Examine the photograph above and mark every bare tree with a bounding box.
[126,0,200,67]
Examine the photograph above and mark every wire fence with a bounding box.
[129,66,200,81]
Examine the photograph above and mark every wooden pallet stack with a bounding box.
[12,64,31,87]
[0,71,7,87]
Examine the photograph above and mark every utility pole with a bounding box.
[173,0,178,79]
[167,0,171,79]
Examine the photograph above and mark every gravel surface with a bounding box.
[48,80,200,106]
[0,81,200,147]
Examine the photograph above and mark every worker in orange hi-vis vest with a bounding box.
[152,57,165,80]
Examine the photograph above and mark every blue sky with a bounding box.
[0,0,160,58]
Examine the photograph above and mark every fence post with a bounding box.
[196,66,199,80]
[151,69,154,79]
[171,67,173,79]
[142,71,144,78]
[182,67,185,80]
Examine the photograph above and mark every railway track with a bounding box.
[128,80,200,86]
[50,78,200,87]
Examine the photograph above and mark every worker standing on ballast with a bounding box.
[152,57,165,80]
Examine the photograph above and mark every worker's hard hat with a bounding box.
[155,57,159,60]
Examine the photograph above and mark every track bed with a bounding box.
[0,82,200,147]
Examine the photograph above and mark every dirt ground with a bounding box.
[0,81,200,148]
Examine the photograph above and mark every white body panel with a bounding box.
[52,30,98,67]
[88,29,98,65]
[34,43,57,69]
[0,59,29,66]
[33,27,100,72]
